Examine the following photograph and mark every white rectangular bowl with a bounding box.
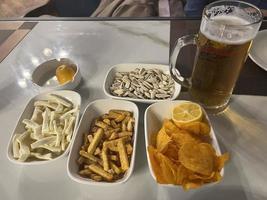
[144,100,224,188]
[103,63,181,103]
[7,90,81,165]
[67,99,139,185]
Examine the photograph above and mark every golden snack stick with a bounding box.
[79,150,102,165]
[117,140,129,172]
[110,120,119,128]
[115,114,126,122]
[109,155,118,161]
[94,147,101,155]
[87,134,93,143]
[108,111,122,119]
[109,132,118,140]
[88,164,113,181]
[110,110,131,116]
[90,174,103,181]
[127,118,134,132]
[87,128,104,155]
[83,133,89,144]
[118,131,132,138]
[126,143,133,155]
[110,162,121,174]
[79,169,92,176]
[104,141,118,152]
[122,122,127,131]
[102,145,109,171]
[95,121,109,130]
[103,119,111,125]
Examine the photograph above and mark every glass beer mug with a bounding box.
[170,0,262,113]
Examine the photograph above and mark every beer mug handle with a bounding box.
[170,34,197,89]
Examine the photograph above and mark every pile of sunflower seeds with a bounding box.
[110,68,175,100]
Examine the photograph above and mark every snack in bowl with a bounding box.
[110,68,175,100]
[11,93,79,162]
[77,109,135,182]
[147,102,229,190]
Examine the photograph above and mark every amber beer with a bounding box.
[190,16,253,109]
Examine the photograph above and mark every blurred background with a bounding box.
[0,0,266,18]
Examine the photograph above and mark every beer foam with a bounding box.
[201,15,258,45]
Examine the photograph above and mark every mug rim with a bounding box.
[203,0,263,27]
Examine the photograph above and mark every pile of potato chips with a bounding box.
[148,119,229,190]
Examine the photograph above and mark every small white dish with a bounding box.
[103,63,181,103]
[7,90,81,165]
[144,100,224,188]
[67,99,139,185]
[31,58,82,92]
[249,30,267,71]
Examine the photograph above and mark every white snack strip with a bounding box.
[18,145,30,162]
[65,116,75,135]
[34,100,57,110]
[30,107,43,124]
[66,134,72,142]
[22,119,40,130]
[39,145,61,153]
[16,130,30,144]
[54,120,62,147]
[42,108,50,134]
[60,107,78,120]
[30,126,43,140]
[55,103,64,113]
[49,111,55,132]
[31,136,56,149]
[49,94,73,108]
[61,118,68,151]
[30,152,52,160]
[12,134,20,158]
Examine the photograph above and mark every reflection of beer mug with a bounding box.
[170,0,262,113]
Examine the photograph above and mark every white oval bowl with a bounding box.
[103,63,181,104]
[31,58,82,92]
[7,90,81,165]
[67,99,139,185]
[144,100,224,188]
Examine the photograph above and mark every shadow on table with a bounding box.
[132,102,150,174]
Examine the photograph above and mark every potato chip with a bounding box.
[215,153,229,171]
[163,143,179,161]
[171,130,201,148]
[159,154,178,185]
[156,127,171,153]
[179,142,215,176]
[183,180,203,190]
[179,121,211,137]
[147,146,167,184]
[175,164,189,185]
[162,119,180,136]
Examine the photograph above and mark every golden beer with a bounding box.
[190,28,252,109]
[170,2,262,113]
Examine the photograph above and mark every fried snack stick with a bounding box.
[88,164,113,181]
[87,128,104,155]
[110,162,121,174]
[79,150,103,165]
[117,139,129,172]
[109,110,131,117]
[101,145,109,171]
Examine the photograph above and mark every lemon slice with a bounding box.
[172,102,203,125]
